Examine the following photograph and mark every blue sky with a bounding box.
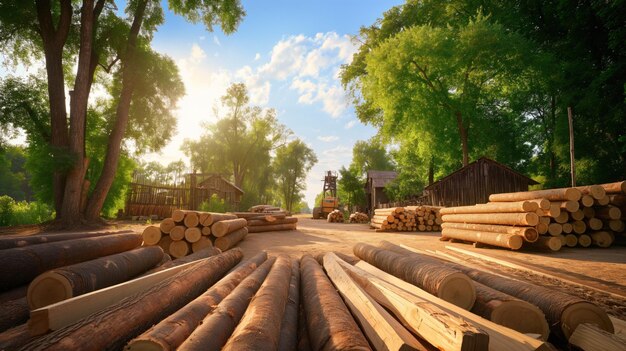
[145,0,404,207]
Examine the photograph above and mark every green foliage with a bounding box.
[0,195,54,226]
[350,138,395,175]
[337,166,366,211]
[273,139,318,212]
[0,145,31,201]
[199,194,231,213]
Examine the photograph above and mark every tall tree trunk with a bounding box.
[455,111,469,166]
[35,0,72,216]
[549,95,557,182]
[61,0,96,226]
[428,156,434,185]
[84,0,148,221]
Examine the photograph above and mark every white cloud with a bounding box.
[289,78,347,117]
[189,44,206,63]
[213,35,221,46]
[254,53,260,61]
[344,120,357,129]
[236,65,271,105]
[317,135,339,142]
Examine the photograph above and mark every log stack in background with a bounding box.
[142,210,246,258]
[440,181,625,251]
[326,209,344,223]
[370,206,442,232]
[232,205,298,233]
[348,212,369,223]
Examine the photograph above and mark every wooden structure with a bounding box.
[365,170,397,214]
[424,158,538,207]
[125,173,243,218]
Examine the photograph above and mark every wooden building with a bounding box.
[195,174,244,209]
[365,170,397,214]
[424,157,538,207]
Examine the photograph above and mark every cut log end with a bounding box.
[438,272,476,310]
[561,301,614,339]
[27,272,73,310]
[125,339,162,351]
[142,226,162,246]
[490,300,550,341]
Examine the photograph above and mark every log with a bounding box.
[583,207,595,218]
[247,223,297,233]
[159,219,175,234]
[221,255,293,351]
[0,297,28,333]
[441,228,524,249]
[572,220,587,234]
[571,209,585,220]
[157,236,173,254]
[247,214,286,222]
[183,212,199,228]
[201,226,211,236]
[578,234,592,247]
[174,256,276,351]
[590,231,614,248]
[296,301,311,351]
[202,213,238,226]
[535,223,548,235]
[599,181,626,194]
[184,227,202,243]
[544,203,561,218]
[333,254,489,350]
[21,249,243,351]
[247,217,298,226]
[580,195,595,207]
[574,185,607,200]
[0,233,142,291]
[27,246,164,309]
[424,250,613,340]
[569,323,626,351]
[169,226,185,241]
[214,227,248,251]
[595,195,610,206]
[489,187,582,202]
[562,222,573,234]
[126,252,268,351]
[211,218,248,237]
[557,200,579,213]
[595,206,622,220]
[548,223,563,236]
[299,255,369,351]
[588,218,603,231]
[564,234,578,247]
[609,194,626,207]
[533,236,562,251]
[0,324,33,350]
[352,261,551,351]
[440,201,539,214]
[191,237,212,253]
[277,259,300,351]
[28,252,222,335]
[169,240,191,258]
[528,198,550,210]
[441,222,537,241]
[607,219,625,232]
[441,212,539,226]
[323,253,427,351]
[355,242,476,310]
[198,213,209,227]
[142,226,162,246]
[554,211,569,224]
[0,230,132,250]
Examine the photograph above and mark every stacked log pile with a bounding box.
[327,209,344,223]
[349,212,369,223]
[142,210,247,257]
[371,206,442,232]
[1,243,623,350]
[440,181,625,250]
[232,206,298,233]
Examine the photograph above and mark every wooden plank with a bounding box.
[610,315,626,338]
[334,255,489,351]
[569,323,626,351]
[28,256,211,334]
[445,246,626,300]
[323,253,427,351]
[352,260,550,351]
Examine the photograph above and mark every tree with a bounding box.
[273,140,317,212]
[350,138,395,175]
[337,166,365,211]
[0,0,245,226]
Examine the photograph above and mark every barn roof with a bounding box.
[198,174,244,194]
[425,157,538,190]
[366,170,397,188]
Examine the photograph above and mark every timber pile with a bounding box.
[142,210,247,257]
[440,181,626,250]
[233,206,298,233]
[327,209,344,223]
[349,212,369,223]
[371,206,442,232]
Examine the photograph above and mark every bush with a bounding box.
[199,194,231,213]
[0,195,54,226]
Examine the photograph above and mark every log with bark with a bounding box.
[569,323,626,351]
[441,222,538,242]
[326,209,344,223]
[0,297,28,333]
[349,212,369,224]
[299,255,370,351]
[489,187,582,202]
[354,242,476,310]
[126,252,268,351]
[141,226,162,246]
[202,213,238,226]
[0,230,133,251]
[440,201,539,214]
[20,249,243,351]
[278,259,300,351]
[211,218,248,237]
[247,223,297,233]
[441,228,525,249]
[441,212,539,226]
[27,246,164,309]
[0,233,142,291]
[247,217,298,227]
[221,255,292,351]
[214,227,248,251]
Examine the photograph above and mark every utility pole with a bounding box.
[567,107,576,187]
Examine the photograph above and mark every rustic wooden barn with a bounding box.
[125,173,243,218]
[424,157,538,207]
[365,170,397,214]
